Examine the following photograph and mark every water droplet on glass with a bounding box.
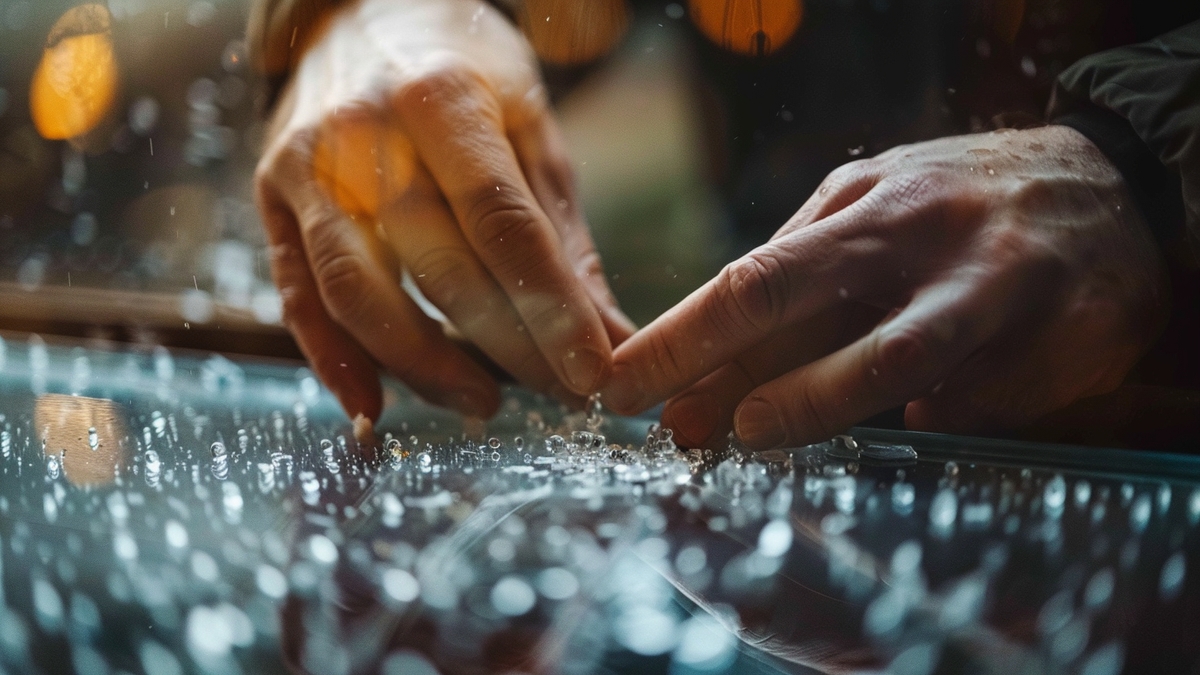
[1074,480,1091,508]
[757,519,793,557]
[1160,552,1186,602]
[929,488,957,537]
[257,462,275,493]
[1157,484,1172,515]
[491,575,536,616]
[382,568,420,604]
[144,450,162,488]
[1084,567,1114,611]
[1044,474,1066,515]
[1130,494,1151,534]
[381,492,404,528]
[585,393,603,431]
[210,441,229,480]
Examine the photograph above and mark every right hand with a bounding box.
[254,0,634,422]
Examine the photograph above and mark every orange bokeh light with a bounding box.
[30,3,120,141]
[312,114,416,222]
[688,0,803,57]
[519,0,630,66]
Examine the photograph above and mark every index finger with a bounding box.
[602,197,888,415]
[394,65,612,396]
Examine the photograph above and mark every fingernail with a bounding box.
[663,393,719,447]
[561,346,607,395]
[735,397,786,449]
[600,362,643,414]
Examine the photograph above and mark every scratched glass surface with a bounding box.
[1,333,1198,675]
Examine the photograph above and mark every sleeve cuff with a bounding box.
[1053,101,1186,251]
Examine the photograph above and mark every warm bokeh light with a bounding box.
[37,394,130,487]
[312,115,416,222]
[519,0,630,66]
[30,3,119,140]
[688,0,803,57]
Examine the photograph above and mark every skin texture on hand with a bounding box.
[603,126,1169,449]
[253,0,635,422]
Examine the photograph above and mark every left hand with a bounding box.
[602,126,1169,449]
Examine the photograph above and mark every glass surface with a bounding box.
[1,332,1198,674]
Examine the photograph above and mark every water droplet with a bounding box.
[929,488,957,536]
[585,393,603,431]
[165,520,188,549]
[257,462,275,492]
[1160,552,1186,602]
[255,565,288,600]
[491,575,536,616]
[382,568,420,604]
[1084,567,1114,611]
[381,492,404,528]
[144,450,162,488]
[210,441,229,480]
[1130,494,1151,534]
[1074,480,1091,508]
[1157,484,1172,514]
[757,519,793,557]
[307,534,338,565]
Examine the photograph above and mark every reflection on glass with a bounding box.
[36,393,129,487]
[519,0,630,65]
[29,4,119,140]
[688,0,802,57]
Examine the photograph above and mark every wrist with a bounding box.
[1051,105,1186,254]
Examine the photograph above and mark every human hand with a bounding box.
[602,126,1168,448]
[254,0,634,422]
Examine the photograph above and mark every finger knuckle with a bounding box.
[313,251,371,324]
[884,173,939,214]
[395,57,482,107]
[713,251,789,337]
[411,246,474,310]
[873,320,953,394]
[828,158,870,184]
[646,330,691,386]
[573,248,605,284]
[468,187,548,273]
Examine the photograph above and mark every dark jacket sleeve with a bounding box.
[1048,20,1200,264]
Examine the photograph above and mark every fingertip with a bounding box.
[734,396,787,449]
[333,375,384,427]
[662,392,721,449]
[561,345,610,396]
[903,400,937,432]
[600,361,644,415]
